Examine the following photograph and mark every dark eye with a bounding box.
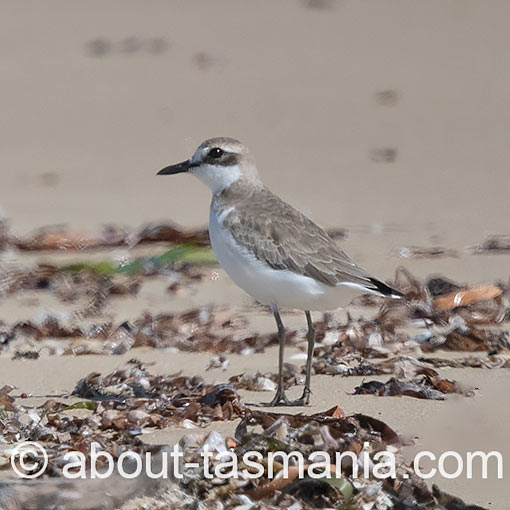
[208,148,224,159]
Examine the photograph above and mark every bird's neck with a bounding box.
[212,178,265,212]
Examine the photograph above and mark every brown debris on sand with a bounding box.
[396,245,459,259]
[353,375,474,400]
[471,235,510,254]
[0,383,487,509]
[11,223,210,251]
[0,341,490,510]
[71,366,242,431]
[0,265,508,371]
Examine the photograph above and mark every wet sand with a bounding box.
[1,1,510,508]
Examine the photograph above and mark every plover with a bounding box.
[158,137,403,406]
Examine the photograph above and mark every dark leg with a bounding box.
[303,310,316,403]
[260,306,290,406]
[288,310,316,406]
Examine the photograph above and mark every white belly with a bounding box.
[209,207,367,311]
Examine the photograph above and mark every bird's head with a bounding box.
[157,137,261,193]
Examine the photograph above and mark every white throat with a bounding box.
[190,163,242,194]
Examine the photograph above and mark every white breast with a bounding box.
[209,205,366,311]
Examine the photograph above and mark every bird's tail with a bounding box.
[367,277,405,299]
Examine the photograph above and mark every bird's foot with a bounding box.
[285,397,308,406]
[257,386,290,407]
[287,387,311,407]
[256,387,311,407]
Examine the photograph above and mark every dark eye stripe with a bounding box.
[210,153,240,166]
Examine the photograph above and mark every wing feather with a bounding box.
[218,186,398,295]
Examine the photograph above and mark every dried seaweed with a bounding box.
[0,366,245,485]
[471,235,510,254]
[69,366,242,431]
[353,375,474,400]
[11,223,210,251]
[396,246,459,259]
[0,363,487,510]
[1,266,508,363]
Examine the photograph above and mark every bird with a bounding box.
[158,137,403,406]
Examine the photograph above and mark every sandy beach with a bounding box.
[1,1,510,508]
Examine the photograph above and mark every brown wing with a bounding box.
[220,186,396,294]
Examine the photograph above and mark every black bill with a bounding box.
[157,159,196,175]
